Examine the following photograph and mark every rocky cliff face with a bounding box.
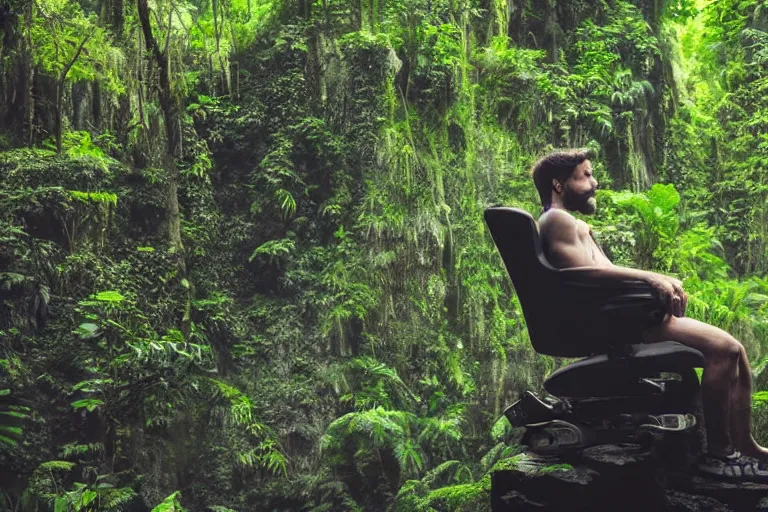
[491,444,768,511]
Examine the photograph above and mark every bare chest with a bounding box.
[576,220,610,265]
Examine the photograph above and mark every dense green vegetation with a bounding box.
[2,0,768,510]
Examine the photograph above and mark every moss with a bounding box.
[539,463,574,473]
[427,474,491,512]
[489,453,527,473]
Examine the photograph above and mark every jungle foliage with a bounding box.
[2,0,768,510]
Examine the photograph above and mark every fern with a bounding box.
[152,491,188,512]
[39,460,76,471]
[59,442,104,460]
[207,378,288,476]
[420,460,461,489]
[69,190,118,207]
[0,272,27,290]
[311,480,364,512]
[71,398,104,412]
[479,442,517,472]
[418,411,464,458]
[100,487,138,510]
[322,407,412,451]
[753,391,768,410]
[341,356,417,410]
[207,378,255,426]
[0,389,27,449]
[395,438,424,476]
[248,238,296,263]
[490,416,512,441]
[274,188,297,218]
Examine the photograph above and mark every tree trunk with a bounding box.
[55,33,92,153]
[212,0,228,95]
[93,80,102,130]
[112,0,125,39]
[55,82,62,153]
[24,2,34,145]
[137,0,183,251]
[137,0,190,339]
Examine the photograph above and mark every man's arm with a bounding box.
[541,210,686,316]
[539,209,596,268]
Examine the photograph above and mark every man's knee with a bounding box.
[709,335,742,367]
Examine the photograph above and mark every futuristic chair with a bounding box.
[484,207,706,458]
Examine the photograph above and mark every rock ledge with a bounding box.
[491,444,768,512]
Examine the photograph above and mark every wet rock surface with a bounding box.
[491,444,768,512]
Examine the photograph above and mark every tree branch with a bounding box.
[137,0,164,65]
[59,31,93,86]
[164,2,173,57]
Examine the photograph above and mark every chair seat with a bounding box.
[544,341,705,398]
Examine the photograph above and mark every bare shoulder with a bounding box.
[539,208,577,242]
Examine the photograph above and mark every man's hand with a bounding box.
[667,276,687,317]
[646,274,687,318]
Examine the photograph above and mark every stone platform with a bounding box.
[491,444,768,512]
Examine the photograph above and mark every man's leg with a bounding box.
[642,316,743,456]
[731,345,768,459]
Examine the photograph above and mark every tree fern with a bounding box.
[337,356,417,410]
[323,407,412,451]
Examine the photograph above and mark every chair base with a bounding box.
[505,364,704,458]
[543,341,705,398]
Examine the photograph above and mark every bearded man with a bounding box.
[531,148,768,479]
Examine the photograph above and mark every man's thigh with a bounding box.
[641,315,735,357]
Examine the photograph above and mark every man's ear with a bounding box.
[552,178,563,194]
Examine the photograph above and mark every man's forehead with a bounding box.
[576,160,592,174]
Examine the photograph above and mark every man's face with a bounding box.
[559,160,598,215]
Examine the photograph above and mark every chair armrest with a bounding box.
[557,268,669,336]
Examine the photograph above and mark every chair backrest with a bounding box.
[484,206,664,357]
[483,207,564,355]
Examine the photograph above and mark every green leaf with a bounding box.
[75,323,100,339]
[71,398,104,412]
[0,426,22,436]
[54,497,68,512]
[93,291,125,302]
[491,416,512,441]
[152,491,188,512]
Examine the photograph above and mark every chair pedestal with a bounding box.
[505,342,705,458]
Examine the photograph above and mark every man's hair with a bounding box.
[530,148,594,208]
